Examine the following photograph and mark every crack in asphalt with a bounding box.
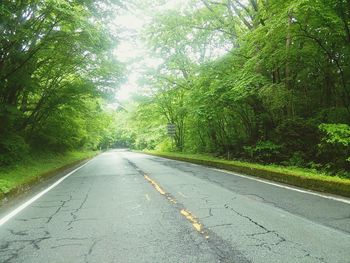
[56,237,90,241]
[84,239,99,263]
[8,229,28,236]
[50,243,84,249]
[67,189,91,227]
[124,157,251,263]
[224,203,287,247]
[223,203,327,262]
[0,234,51,263]
[149,156,350,236]
[147,156,343,262]
[1,153,342,263]
[46,195,72,223]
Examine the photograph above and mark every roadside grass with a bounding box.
[143,150,350,198]
[0,150,98,197]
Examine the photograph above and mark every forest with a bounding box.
[0,0,124,165]
[115,0,350,177]
[1,0,350,178]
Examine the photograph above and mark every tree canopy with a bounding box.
[0,0,124,164]
[1,0,349,175]
[116,0,350,176]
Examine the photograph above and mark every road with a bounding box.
[0,150,349,263]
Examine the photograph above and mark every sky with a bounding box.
[113,0,189,102]
[112,0,232,106]
[113,14,146,102]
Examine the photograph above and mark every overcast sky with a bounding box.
[113,1,189,102]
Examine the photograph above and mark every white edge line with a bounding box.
[129,152,350,205]
[211,168,350,205]
[0,157,96,227]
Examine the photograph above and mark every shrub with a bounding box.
[155,138,173,152]
[318,123,350,171]
[274,118,319,162]
[0,134,29,165]
[282,152,305,167]
[243,140,281,163]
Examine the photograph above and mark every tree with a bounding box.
[116,0,350,174]
[0,0,124,164]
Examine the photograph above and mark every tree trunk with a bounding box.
[285,10,295,118]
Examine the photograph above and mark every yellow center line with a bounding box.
[143,174,208,238]
[144,175,166,195]
[167,196,177,204]
[180,209,204,233]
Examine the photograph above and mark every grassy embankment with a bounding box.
[0,150,98,200]
[144,151,350,198]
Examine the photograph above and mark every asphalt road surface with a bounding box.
[0,150,350,263]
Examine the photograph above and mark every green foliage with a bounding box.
[155,138,173,152]
[116,0,350,174]
[0,1,124,165]
[244,141,281,163]
[318,124,350,172]
[0,150,97,195]
[274,118,319,161]
[0,134,29,165]
[284,152,306,167]
[319,124,350,146]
